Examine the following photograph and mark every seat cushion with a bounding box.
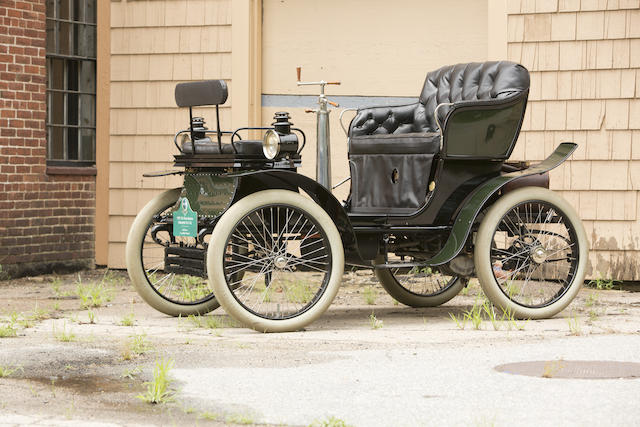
[181,138,264,156]
[349,132,440,155]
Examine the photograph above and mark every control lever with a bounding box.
[295,66,341,190]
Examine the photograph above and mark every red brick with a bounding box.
[0,0,96,275]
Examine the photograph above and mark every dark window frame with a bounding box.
[45,0,97,167]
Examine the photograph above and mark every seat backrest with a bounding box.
[414,61,530,132]
[175,80,228,107]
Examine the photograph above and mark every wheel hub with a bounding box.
[530,246,548,264]
[273,255,288,269]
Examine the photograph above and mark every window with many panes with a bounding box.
[45,0,96,166]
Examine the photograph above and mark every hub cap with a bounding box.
[530,246,548,264]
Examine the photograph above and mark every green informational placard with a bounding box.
[173,197,198,237]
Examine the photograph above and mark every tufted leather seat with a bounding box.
[349,61,530,143]
[347,61,530,213]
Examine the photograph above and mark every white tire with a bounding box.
[126,188,219,316]
[475,187,587,319]
[207,190,344,332]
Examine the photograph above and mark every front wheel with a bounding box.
[474,187,588,319]
[207,190,344,333]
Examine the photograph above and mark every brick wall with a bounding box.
[0,0,95,278]
[507,0,640,280]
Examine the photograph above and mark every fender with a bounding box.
[422,142,577,266]
[229,169,356,249]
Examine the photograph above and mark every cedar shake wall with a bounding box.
[108,0,232,267]
[507,0,640,280]
[0,0,95,278]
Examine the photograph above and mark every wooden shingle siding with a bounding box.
[108,0,232,268]
[507,0,640,279]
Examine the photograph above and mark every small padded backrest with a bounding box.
[175,80,228,107]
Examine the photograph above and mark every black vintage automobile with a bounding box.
[126,61,587,332]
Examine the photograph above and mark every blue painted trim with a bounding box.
[261,94,418,109]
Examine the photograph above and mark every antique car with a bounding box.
[126,61,587,332]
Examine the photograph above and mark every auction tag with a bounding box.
[173,197,198,237]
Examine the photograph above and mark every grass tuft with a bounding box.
[309,416,354,427]
[76,274,114,309]
[226,413,254,425]
[587,272,620,290]
[53,321,76,342]
[362,286,377,305]
[0,364,23,378]
[137,358,175,404]
[198,411,220,420]
[369,312,383,329]
[566,312,582,336]
[120,312,135,327]
[122,333,154,360]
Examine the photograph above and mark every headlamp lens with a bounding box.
[263,129,280,159]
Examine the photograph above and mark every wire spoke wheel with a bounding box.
[475,187,587,319]
[126,189,219,316]
[490,201,577,308]
[223,204,332,320]
[141,209,213,306]
[208,190,344,332]
[374,254,465,307]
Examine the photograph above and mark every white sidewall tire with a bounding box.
[374,256,465,307]
[207,190,345,333]
[125,188,220,316]
[475,187,588,319]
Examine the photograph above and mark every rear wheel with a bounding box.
[474,187,587,319]
[126,188,219,316]
[207,190,344,332]
[374,255,466,307]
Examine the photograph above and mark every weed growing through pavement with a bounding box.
[541,360,565,378]
[587,272,619,290]
[30,303,50,321]
[566,312,582,335]
[53,321,76,342]
[7,311,34,329]
[87,310,96,324]
[50,278,72,299]
[76,274,114,309]
[363,286,377,305]
[124,333,154,359]
[286,279,315,304]
[0,365,23,378]
[137,358,175,404]
[309,416,354,427]
[225,413,254,425]
[121,366,142,379]
[120,312,135,327]
[369,312,383,329]
[198,411,220,420]
[449,297,528,331]
[467,298,484,330]
[187,314,224,330]
[449,312,467,330]
[0,313,18,338]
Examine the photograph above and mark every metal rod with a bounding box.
[215,104,222,151]
[189,107,195,153]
